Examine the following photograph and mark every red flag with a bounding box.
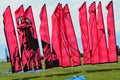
[78,2,91,64]
[63,4,81,66]
[15,5,24,47]
[106,1,118,62]
[39,4,59,69]
[24,6,42,70]
[52,3,62,66]
[60,4,71,67]
[97,2,109,63]
[52,3,71,67]
[15,5,33,71]
[3,6,22,73]
[89,2,100,64]
[24,6,37,39]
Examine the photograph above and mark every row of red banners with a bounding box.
[79,1,117,65]
[3,1,117,73]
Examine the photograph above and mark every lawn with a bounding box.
[0,57,120,80]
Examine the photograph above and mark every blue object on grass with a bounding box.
[0,72,12,74]
[17,70,24,74]
[26,69,42,73]
[0,69,43,74]
[65,75,86,80]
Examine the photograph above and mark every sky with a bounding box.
[0,0,120,61]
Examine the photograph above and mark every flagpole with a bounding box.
[50,43,55,77]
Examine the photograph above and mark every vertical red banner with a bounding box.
[97,2,109,63]
[63,4,81,66]
[106,1,118,62]
[78,2,91,64]
[52,3,62,66]
[3,6,21,73]
[15,5,42,71]
[15,5,33,71]
[52,3,71,67]
[89,2,100,64]
[15,5,24,47]
[15,5,31,71]
[24,6,42,70]
[60,4,71,67]
[39,4,59,69]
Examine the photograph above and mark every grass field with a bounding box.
[0,57,120,80]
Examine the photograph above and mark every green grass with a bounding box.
[0,57,120,80]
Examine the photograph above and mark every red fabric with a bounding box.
[15,5,24,19]
[63,4,81,66]
[15,5,24,48]
[89,2,100,64]
[106,1,118,62]
[97,2,109,63]
[3,6,21,73]
[24,6,42,70]
[39,4,59,68]
[24,6,37,38]
[40,4,50,43]
[52,3,62,66]
[52,3,71,67]
[78,2,91,64]
[60,4,71,67]
[15,5,32,71]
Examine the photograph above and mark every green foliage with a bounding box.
[0,57,120,80]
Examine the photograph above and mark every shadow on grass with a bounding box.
[44,71,82,77]
[12,76,41,80]
[11,68,120,79]
[86,68,112,73]
[113,68,120,70]
[86,68,120,73]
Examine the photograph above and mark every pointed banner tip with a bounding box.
[15,5,24,14]
[99,1,101,5]
[89,1,96,13]
[3,6,11,18]
[5,5,10,10]
[97,1,102,9]
[6,6,10,11]
[20,4,23,8]
[42,4,46,9]
[79,2,86,11]
[25,5,32,11]
[106,1,113,10]
[65,3,68,7]
[58,2,61,6]
[43,4,46,7]
[8,5,10,8]
[63,3,69,10]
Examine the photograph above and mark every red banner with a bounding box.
[15,5,33,71]
[15,5,42,71]
[39,4,59,69]
[3,6,22,73]
[24,6,42,70]
[15,5,24,47]
[89,2,100,64]
[97,2,109,63]
[106,1,118,62]
[52,3,71,67]
[78,2,91,64]
[63,4,81,66]
[60,4,71,67]
[52,3,62,66]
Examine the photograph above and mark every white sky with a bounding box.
[0,0,120,60]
